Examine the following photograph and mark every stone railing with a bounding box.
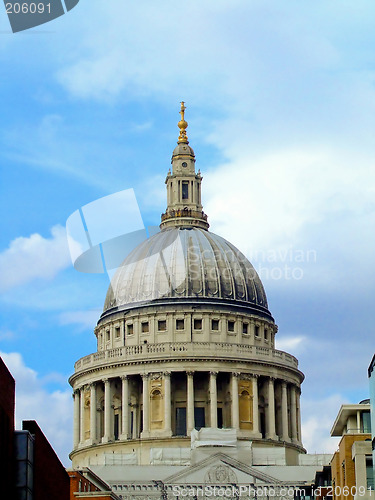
[161,208,208,222]
[74,342,298,372]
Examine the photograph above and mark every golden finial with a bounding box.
[178,101,188,143]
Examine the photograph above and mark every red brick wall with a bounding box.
[22,420,70,500]
[68,470,100,500]
[0,357,15,497]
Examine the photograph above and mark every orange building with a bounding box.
[331,401,373,500]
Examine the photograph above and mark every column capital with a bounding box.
[102,377,110,384]
[232,371,241,378]
[141,373,149,380]
[186,371,195,377]
[120,375,128,381]
[89,382,96,389]
[210,371,218,377]
[163,371,171,377]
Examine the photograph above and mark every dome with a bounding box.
[103,227,272,319]
[172,142,195,157]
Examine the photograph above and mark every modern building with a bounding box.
[369,355,375,485]
[330,400,373,500]
[69,103,330,497]
[0,356,15,497]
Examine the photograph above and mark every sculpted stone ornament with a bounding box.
[204,464,238,484]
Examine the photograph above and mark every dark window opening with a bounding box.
[194,318,202,330]
[115,327,120,338]
[175,407,187,436]
[114,414,119,440]
[127,324,134,335]
[217,408,223,429]
[182,181,189,200]
[141,322,149,333]
[264,328,268,340]
[158,320,167,331]
[228,321,235,332]
[255,325,260,337]
[194,407,205,430]
[212,319,219,331]
[176,319,184,330]
[242,323,249,334]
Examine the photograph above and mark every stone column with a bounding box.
[209,371,218,428]
[252,375,261,437]
[187,372,195,435]
[141,374,150,437]
[73,389,80,448]
[90,383,97,444]
[102,378,112,443]
[281,381,289,441]
[296,388,302,444]
[79,386,85,444]
[164,372,172,436]
[290,385,298,443]
[120,376,129,440]
[231,373,240,430]
[266,377,277,440]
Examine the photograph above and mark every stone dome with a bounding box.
[103,226,272,319]
[172,143,195,157]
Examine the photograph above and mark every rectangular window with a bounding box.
[194,407,205,430]
[175,407,187,436]
[228,321,235,332]
[362,411,371,433]
[255,325,260,337]
[176,319,184,330]
[194,318,202,330]
[158,320,167,331]
[127,324,134,335]
[242,323,249,335]
[367,458,374,489]
[182,181,189,200]
[115,327,120,338]
[212,319,219,331]
[264,328,268,340]
[141,322,149,333]
[106,330,110,341]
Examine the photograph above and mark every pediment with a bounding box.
[163,452,284,486]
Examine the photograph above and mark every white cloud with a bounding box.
[0,351,72,467]
[275,336,306,354]
[301,394,347,454]
[59,309,100,331]
[0,225,71,293]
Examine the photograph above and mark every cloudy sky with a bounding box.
[1,0,375,465]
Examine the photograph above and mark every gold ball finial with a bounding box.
[178,101,188,143]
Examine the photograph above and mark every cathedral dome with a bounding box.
[103,226,271,319]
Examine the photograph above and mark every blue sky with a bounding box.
[1,0,375,464]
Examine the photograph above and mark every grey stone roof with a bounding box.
[103,227,270,315]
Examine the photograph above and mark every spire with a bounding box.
[160,102,209,231]
[178,101,188,143]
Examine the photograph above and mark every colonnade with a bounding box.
[72,371,302,449]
